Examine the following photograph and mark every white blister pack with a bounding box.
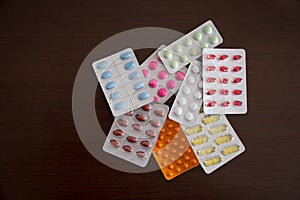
[140,45,187,103]
[181,113,245,174]
[92,48,153,116]
[168,61,203,127]
[103,102,169,167]
[202,48,247,114]
[158,20,223,74]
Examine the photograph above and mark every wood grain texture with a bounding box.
[0,0,299,199]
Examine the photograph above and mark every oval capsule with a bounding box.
[114,102,125,110]
[233,77,243,84]
[105,81,116,90]
[120,52,131,59]
[109,91,121,100]
[136,151,147,158]
[154,109,165,117]
[232,66,242,72]
[150,120,160,127]
[128,71,140,80]
[96,61,108,69]
[112,129,124,137]
[191,135,208,146]
[204,156,222,166]
[198,146,216,156]
[145,130,156,138]
[110,139,120,148]
[215,134,233,145]
[185,125,203,135]
[141,104,151,111]
[222,145,240,155]
[209,124,228,134]
[140,140,151,148]
[101,71,112,79]
[123,145,133,152]
[132,124,143,131]
[206,66,216,71]
[202,115,220,124]
[135,113,147,122]
[138,92,149,100]
[117,118,128,127]
[124,61,135,70]
[133,81,144,90]
[127,135,138,143]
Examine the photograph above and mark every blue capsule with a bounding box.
[120,52,131,60]
[138,92,149,100]
[133,81,144,90]
[101,71,112,79]
[109,91,121,100]
[115,102,125,110]
[96,61,108,69]
[105,81,116,90]
[128,71,140,80]
[124,61,135,70]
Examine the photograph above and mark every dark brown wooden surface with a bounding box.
[1,0,300,199]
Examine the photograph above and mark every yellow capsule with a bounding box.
[185,125,203,135]
[215,134,233,145]
[209,124,228,134]
[222,145,240,155]
[204,156,222,166]
[191,135,208,146]
[197,146,216,156]
[202,115,220,124]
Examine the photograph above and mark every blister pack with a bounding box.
[202,48,247,114]
[158,20,223,74]
[153,117,199,180]
[103,102,169,167]
[140,45,187,103]
[182,113,245,174]
[92,48,153,116]
[168,61,203,127]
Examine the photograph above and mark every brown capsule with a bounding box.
[125,110,134,116]
[141,104,151,111]
[154,109,165,117]
[135,113,147,122]
[123,145,133,152]
[112,129,124,137]
[117,118,128,127]
[132,124,143,131]
[136,151,147,158]
[150,120,160,127]
[145,130,156,137]
[140,140,151,148]
[127,135,138,143]
[110,139,120,148]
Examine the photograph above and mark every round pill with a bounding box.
[188,76,195,84]
[149,61,158,70]
[157,88,167,97]
[209,35,219,44]
[200,42,208,48]
[101,71,112,79]
[170,60,179,69]
[183,38,192,47]
[128,71,139,80]
[203,26,212,34]
[178,96,187,105]
[166,80,176,89]
[114,102,125,110]
[173,44,182,53]
[185,112,194,121]
[189,48,198,56]
[189,102,198,111]
[158,70,167,80]
[179,55,188,63]
[164,51,172,59]
[174,107,183,116]
[96,61,108,69]
[124,61,135,70]
[120,52,131,59]
[133,81,144,90]
[183,86,191,95]
[193,32,202,41]
[142,69,149,78]
[175,71,185,80]
[149,79,158,88]
[109,91,121,100]
[105,81,116,90]
[138,92,149,100]
[192,65,199,73]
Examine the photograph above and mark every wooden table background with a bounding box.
[1,0,299,199]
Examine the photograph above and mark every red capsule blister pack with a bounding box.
[103,102,169,167]
[202,48,247,114]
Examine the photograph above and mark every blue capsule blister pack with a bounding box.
[92,48,153,116]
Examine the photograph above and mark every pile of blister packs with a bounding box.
[92,20,247,180]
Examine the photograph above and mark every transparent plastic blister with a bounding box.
[92,48,153,116]
[181,113,245,174]
[158,20,223,74]
[202,48,247,114]
[103,102,169,167]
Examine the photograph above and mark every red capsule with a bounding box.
[220,78,228,84]
[207,77,216,83]
[206,54,216,59]
[233,90,243,95]
[123,145,133,152]
[219,66,228,72]
[110,139,120,148]
[206,89,216,95]
[127,135,138,143]
[220,101,230,107]
[233,77,243,84]
[220,89,229,95]
[140,140,151,148]
[206,66,216,71]
[125,111,134,116]
[219,55,228,60]
[206,101,216,107]
[135,113,147,122]
[145,130,156,138]
[232,66,242,72]
[233,101,243,106]
[113,129,124,137]
[141,104,151,111]
[136,151,147,158]
[233,55,242,60]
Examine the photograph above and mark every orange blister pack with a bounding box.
[153,117,199,180]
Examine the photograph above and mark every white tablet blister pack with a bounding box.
[140,45,187,103]
[103,102,169,167]
[168,61,203,127]
[92,48,153,117]
[158,20,223,74]
[202,48,247,114]
[181,113,245,174]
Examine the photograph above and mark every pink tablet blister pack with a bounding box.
[103,102,169,167]
[92,48,153,117]
[168,61,203,127]
[158,20,223,74]
[140,45,187,103]
[202,48,247,114]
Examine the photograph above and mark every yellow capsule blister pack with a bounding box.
[182,113,245,174]
[153,118,199,180]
